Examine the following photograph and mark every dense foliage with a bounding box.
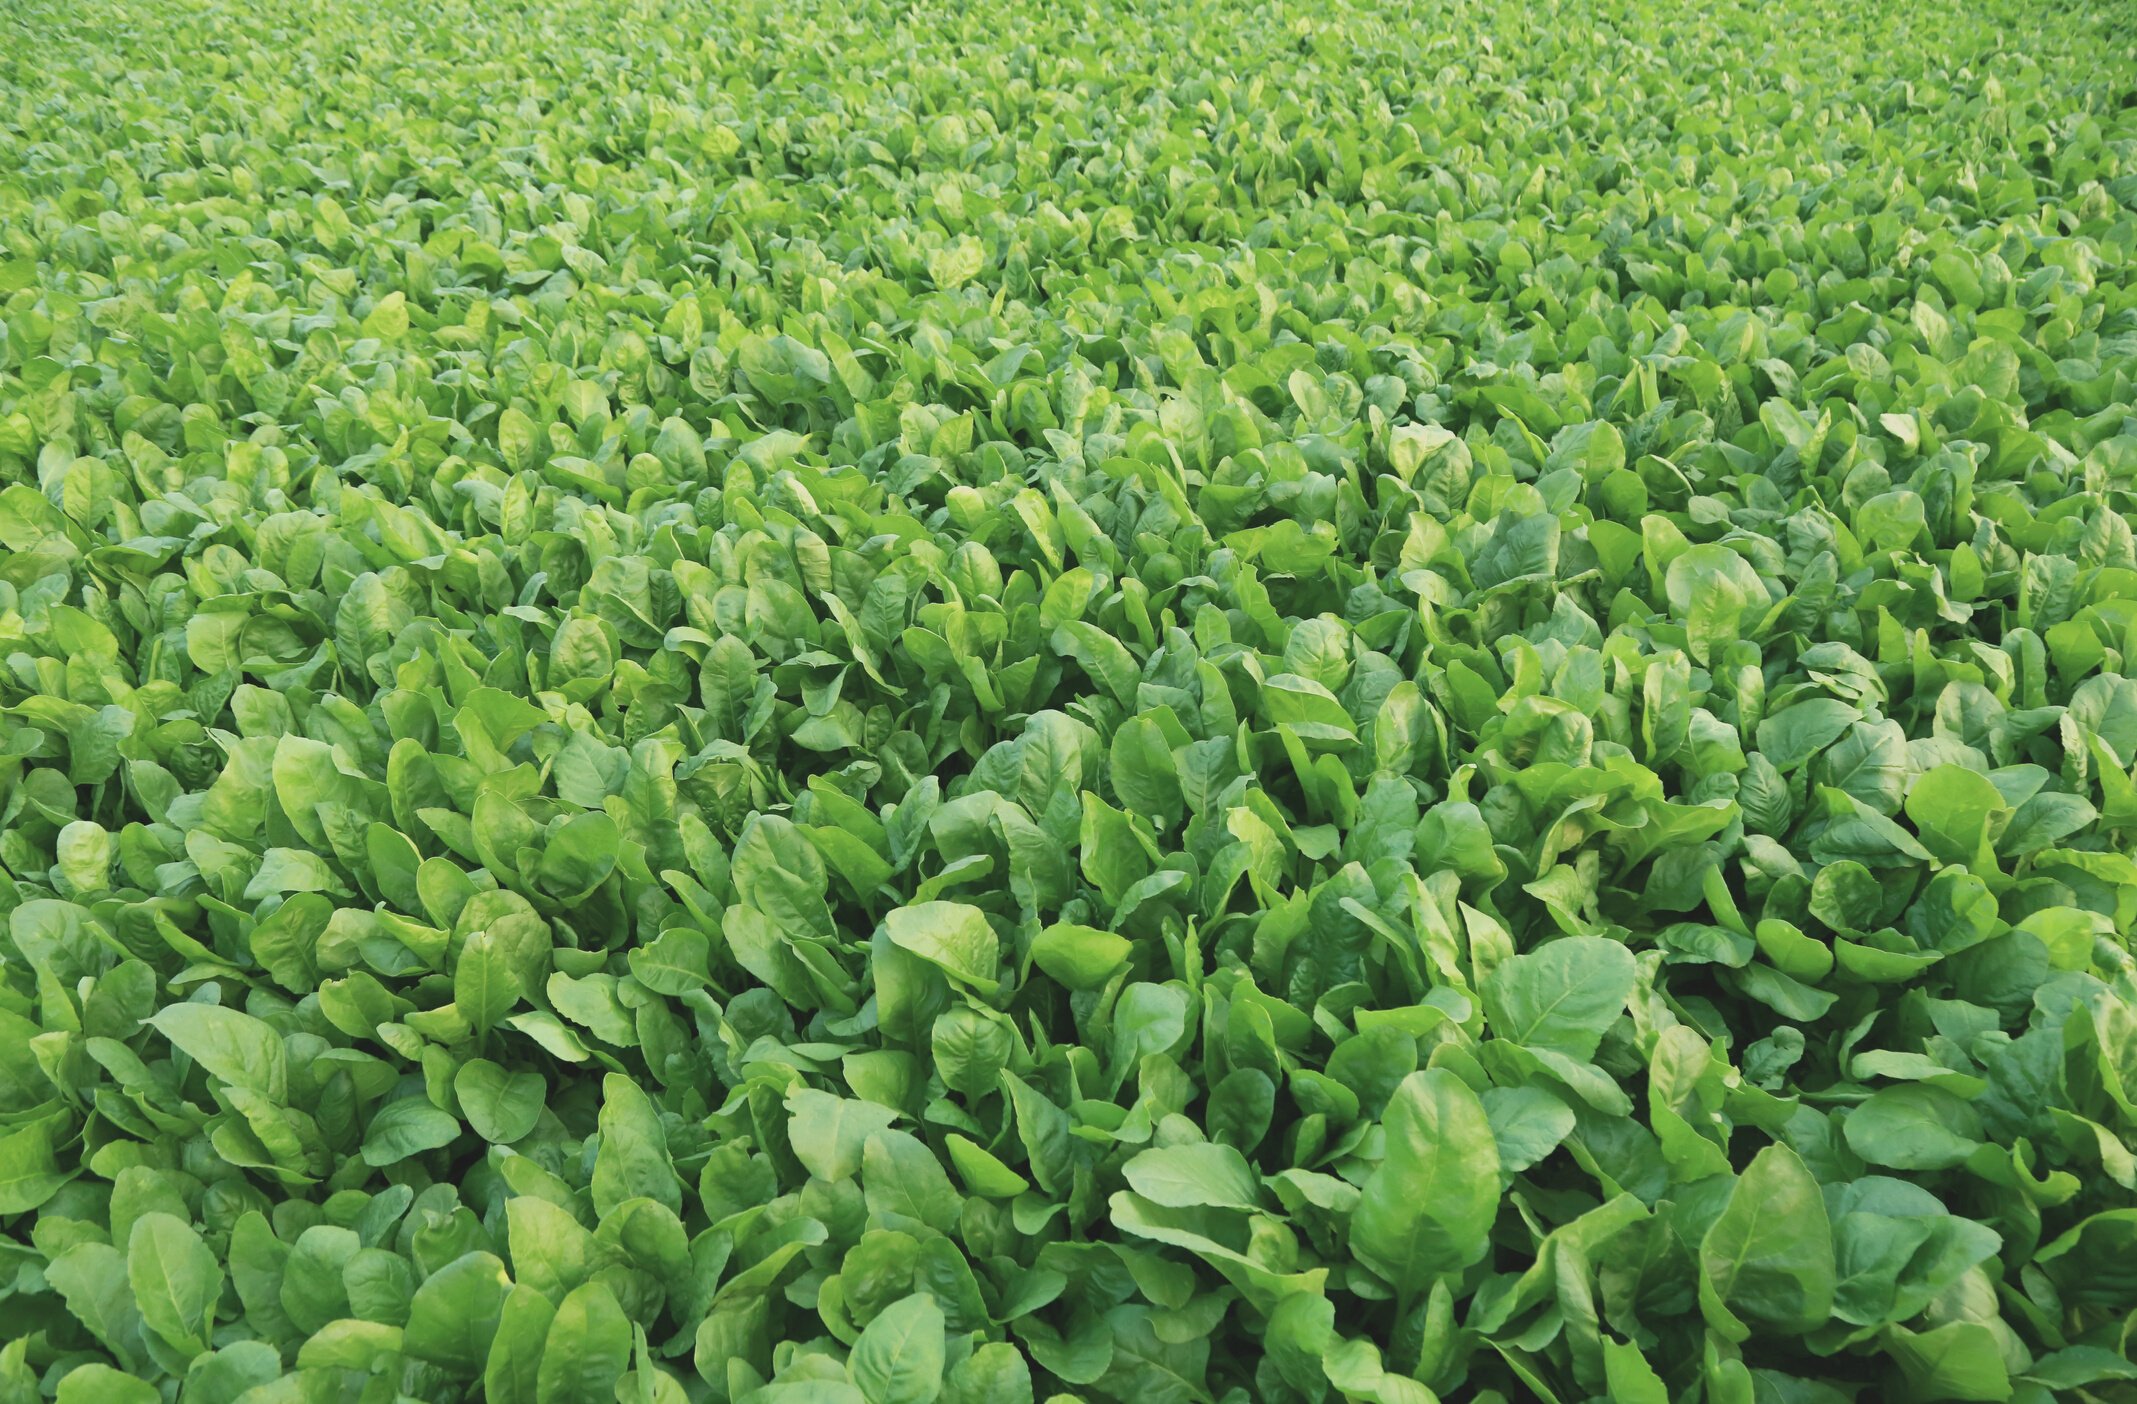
[3,0,2137,1399]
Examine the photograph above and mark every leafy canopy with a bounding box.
[0,0,2135,1399]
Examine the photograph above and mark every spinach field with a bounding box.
[2,0,2136,1399]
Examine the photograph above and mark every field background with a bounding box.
[2,0,2136,1401]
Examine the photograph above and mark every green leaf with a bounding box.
[944,1134,1030,1199]
[486,1284,557,1404]
[126,1213,221,1357]
[455,931,524,1032]
[534,1281,632,1404]
[454,1059,546,1144]
[56,1364,158,1404]
[403,1251,513,1374]
[0,1119,72,1214]
[1351,1069,1500,1299]
[361,1097,460,1166]
[297,1318,405,1371]
[1602,1337,1670,1404]
[146,1004,288,1102]
[882,901,999,991]
[864,1129,962,1234]
[849,1292,945,1404]
[1120,1142,1262,1211]
[592,1072,682,1216]
[1480,1086,1577,1175]
[942,1341,1034,1404]
[1842,1085,1984,1170]
[1480,936,1639,1061]
[1028,922,1132,991]
[788,1088,900,1183]
[1699,1143,1835,1340]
